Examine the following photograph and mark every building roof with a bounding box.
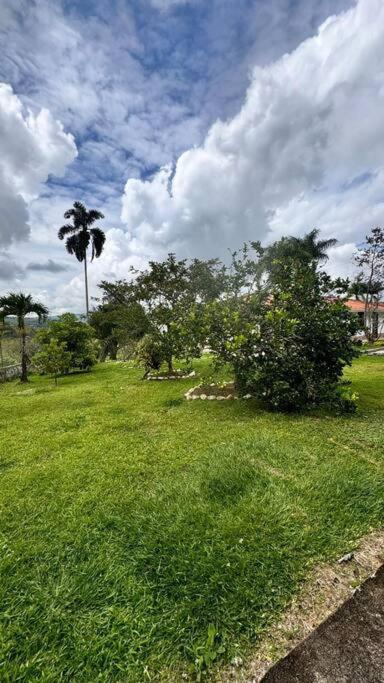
[330,298,384,313]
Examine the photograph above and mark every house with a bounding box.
[343,299,384,338]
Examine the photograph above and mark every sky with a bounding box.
[0,0,384,314]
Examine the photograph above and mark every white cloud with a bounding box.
[0,83,77,248]
[121,0,384,266]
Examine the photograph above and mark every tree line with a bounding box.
[0,200,383,411]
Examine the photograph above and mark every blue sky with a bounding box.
[1,0,384,312]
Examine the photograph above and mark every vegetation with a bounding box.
[33,338,71,385]
[34,313,97,374]
[204,238,359,411]
[0,356,383,680]
[90,281,149,361]
[352,226,384,341]
[0,293,48,382]
[58,201,107,318]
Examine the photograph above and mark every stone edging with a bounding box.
[185,383,253,401]
[147,370,197,381]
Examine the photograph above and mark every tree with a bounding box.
[263,228,337,284]
[205,237,359,412]
[353,227,384,341]
[0,293,48,383]
[33,339,71,385]
[58,201,106,318]
[90,281,149,361]
[0,307,6,368]
[131,254,225,373]
[34,313,97,372]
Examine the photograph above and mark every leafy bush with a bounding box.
[33,339,71,384]
[34,313,97,373]
[205,248,360,412]
[135,334,165,376]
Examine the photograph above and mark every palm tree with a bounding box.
[58,201,106,318]
[291,229,337,263]
[0,293,48,383]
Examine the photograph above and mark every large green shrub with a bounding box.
[205,247,360,412]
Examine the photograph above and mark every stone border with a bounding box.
[185,382,253,401]
[147,370,197,381]
[0,364,22,382]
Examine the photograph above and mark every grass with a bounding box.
[0,356,383,681]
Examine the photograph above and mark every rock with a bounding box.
[208,395,216,400]
[338,552,354,564]
[231,656,243,668]
[200,394,207,400]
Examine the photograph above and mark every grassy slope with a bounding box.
[0,357,383,681]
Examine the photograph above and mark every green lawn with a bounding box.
[0,356,383,681]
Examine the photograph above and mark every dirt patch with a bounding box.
[216,529,384,682]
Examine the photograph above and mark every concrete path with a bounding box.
[261,565,384,683]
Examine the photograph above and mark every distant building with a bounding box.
[341,299,384,338]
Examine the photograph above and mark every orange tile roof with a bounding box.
[329,298,384,313]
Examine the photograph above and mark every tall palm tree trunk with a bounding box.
[84,253,89,320]
[20,326,28,383]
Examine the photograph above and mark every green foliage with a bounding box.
[205,237,360,412]
[192,624,225,680]
[0,292,48,382]
[58,201,106,264]
[34,313,97,373]
[352,226,384,341]
[124,254,224,372]
[33,339,71,384]
[135,333,165,375]
[90,281,149,361]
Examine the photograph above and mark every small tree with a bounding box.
[33,339,71,385]
[353,227,384,341]
[131,254,223,373]
[0,293,48,382]
[34,313,97,373]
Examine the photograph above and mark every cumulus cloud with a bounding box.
[0,83,77,248]
[26,259,68,273]
[121,0,384,264]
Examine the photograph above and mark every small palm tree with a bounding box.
[58,202,106,318]
[0,293,48,383]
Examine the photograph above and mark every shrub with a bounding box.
[135,334,165,377]
[205,254,360,412]
[34,313,97,373]
[33,339,71,385]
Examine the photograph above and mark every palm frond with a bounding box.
[0,292,48,325]
[58,224,78,240]
[65,232,90,262]
[28,302,49,321]
[90,227,106,260]
[88,209,105,224]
